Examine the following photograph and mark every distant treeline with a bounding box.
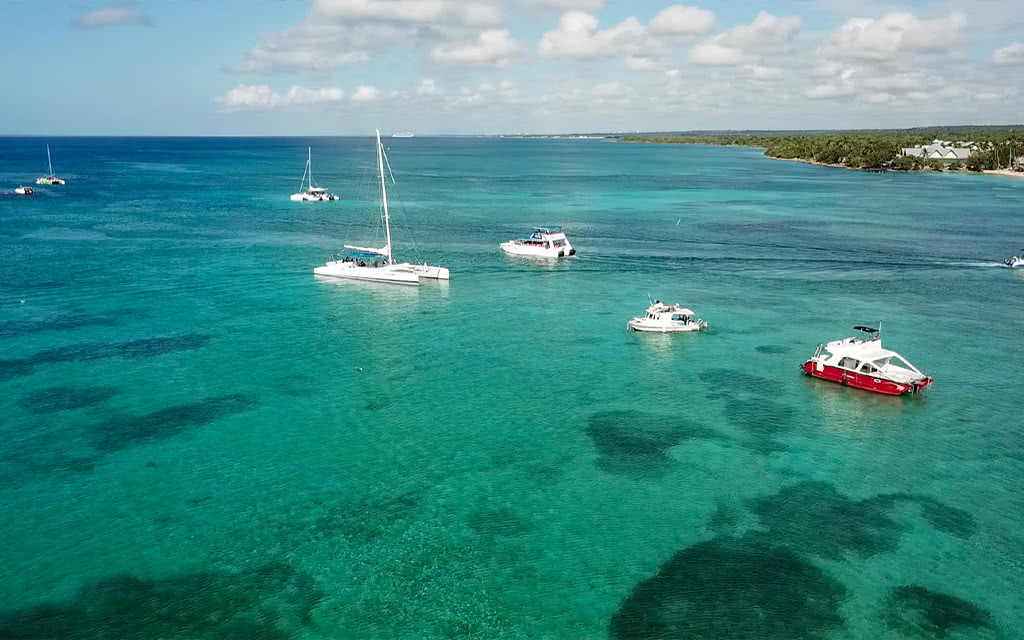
[618,129,1024,172]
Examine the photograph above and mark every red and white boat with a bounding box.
[802,326,933,396]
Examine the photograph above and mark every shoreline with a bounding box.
[619,139,1024,179]
[982,169,1024,180]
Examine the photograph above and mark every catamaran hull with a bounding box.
[313,262,420,286]
[400,264,450,280]
[36,178,65,185]
[499,242,575,259]
[801,361,932,395]
[291,194,339,202]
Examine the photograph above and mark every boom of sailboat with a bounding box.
[313,130,449,285]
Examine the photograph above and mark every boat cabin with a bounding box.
[813,337,926,384]
[521,227,569,249]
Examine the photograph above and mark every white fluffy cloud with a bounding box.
[648,5,716,37]
[351,86,380,103]
[431,29,524,65]
[538,11,647,58]
[689,11,799,66]
[993,42,1024,65]
[217,85,345,111]
[234,0,505,72]
[310,0,502,27]
[522,0,604,9]
[823,11,967,60]
[72,5,150,28]
[717,11,800,49]
[690,43,745,66]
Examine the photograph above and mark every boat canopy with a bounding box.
[349,252,382,259]
[853,325,878,333]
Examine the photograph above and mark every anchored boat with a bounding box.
[500,226,576,259]
[313,130,448,286]
[35,145,65,185]
[628,300,708,333]
[802,326,932,395]
[291,147,339,201]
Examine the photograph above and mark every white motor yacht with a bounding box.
[14,186,34,196]
[36,145,66,185]
[291,147,339,201]
[500,226,576,259]
[628,300,708,333]
[314,130,449,286]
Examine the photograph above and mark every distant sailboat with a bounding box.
[290,147,339,201]
[314,129,448,285]
[36,145,65,185]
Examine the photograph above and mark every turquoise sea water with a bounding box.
[0,136,1022,639]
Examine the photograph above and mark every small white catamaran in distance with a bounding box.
[314,130,449,286]
[36,145,65,185]
[291,147,339,201]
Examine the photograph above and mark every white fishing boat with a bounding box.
[500,226,576,259]
[628,300,708,333]
[14,186,34,196]
[1002,251,1024,268]
[35,145,65,185]
[291,147,339,201]
[314,130,449,286]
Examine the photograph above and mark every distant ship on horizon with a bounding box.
[391,132,414,138]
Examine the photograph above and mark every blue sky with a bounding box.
[3,0,1023,135]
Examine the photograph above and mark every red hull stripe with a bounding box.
[802,361,932,396]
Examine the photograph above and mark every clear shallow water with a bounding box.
[0,136,1022,639]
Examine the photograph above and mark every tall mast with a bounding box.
[47,144,53,177]
[307,147,312,190]
[376,129,393,264]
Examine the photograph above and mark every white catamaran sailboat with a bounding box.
[291,147,339,201]
[36,145,65,185]
[313,130,449,286]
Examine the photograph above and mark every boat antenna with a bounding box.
[876,321,882,340]
[647,292,653,304]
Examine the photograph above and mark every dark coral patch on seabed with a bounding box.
[0,334,211,381]
[0,563,322,640]
[89,394,259,452]
[749,481,905,559]
[609,537,846,640]
[585,410,723,476]
[749,482,977,561]
[884,585,995,639]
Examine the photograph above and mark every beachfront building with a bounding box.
[901,144,975,161]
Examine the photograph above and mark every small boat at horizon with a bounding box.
[802,325,932,395]
[391,132,414,138]
[500,226,576,259]
[1002,251,1024,268]
[36,144,65,185]
[313,129,448,286]
[628,301,708,333]
[291,147,339,201]
[14,186,34,196]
